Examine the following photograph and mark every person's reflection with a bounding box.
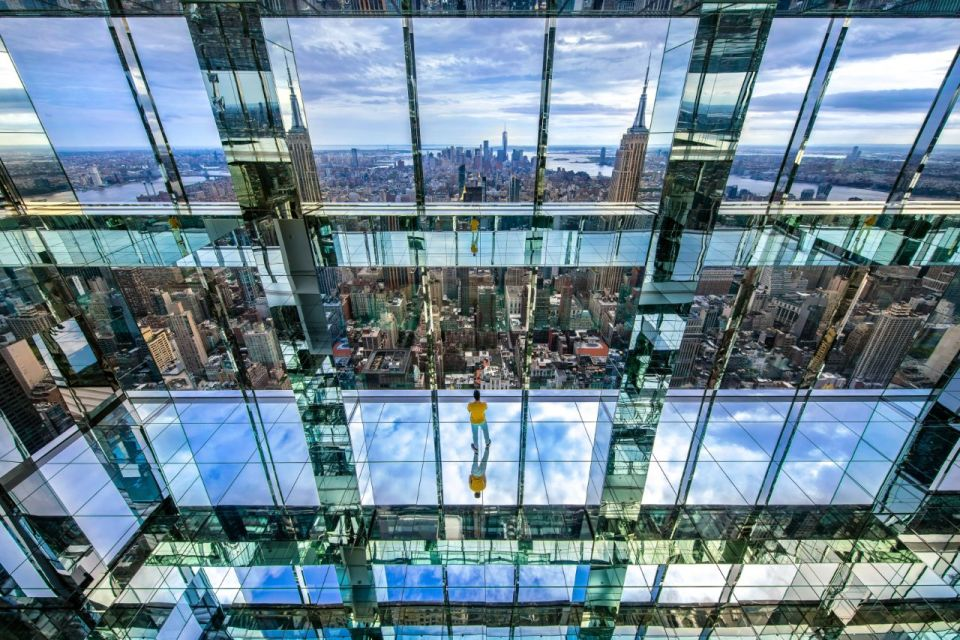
[470,217,479,255]
[470,443,490,499]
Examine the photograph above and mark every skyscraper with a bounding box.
[851,303,923,385]
[502,126,508,157]
[5,305,55,340]
[165,303,208,377]
[608,57,651,203]
[284,57,323,203]
[509,175,521,202]
[244,324,285,370]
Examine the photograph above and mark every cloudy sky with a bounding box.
[0,17,957,150]
[740,17,959,148]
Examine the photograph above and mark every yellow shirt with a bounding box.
[470,218,479,233]
[469,474,486,492]
[467,400,487,424]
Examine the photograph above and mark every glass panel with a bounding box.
[715,266,957,390]
[126,17,237,202]
[114,267,287,391]
[911,104,960,200]
[672,267,743,388]
[0,18,166,203]
[641,17,697,204]
[725,18,830,202]
[416,18,543,203]
[544,18,669,203]
[0,37,74,202]
[61,267,165,390]
[284,18,415,203]
[891,266,960,388]
[791,19,958,202]
[328,266,430,390]
[822,266,958,389]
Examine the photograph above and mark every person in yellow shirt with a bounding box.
[470,217,479,256]
[467,389,491,453]
[469,444,489,499]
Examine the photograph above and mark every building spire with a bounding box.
[631,52,651,132]
[285,54,304,130]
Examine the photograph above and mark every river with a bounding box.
[725,175,889,201]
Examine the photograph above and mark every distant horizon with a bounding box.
[44,142,960,153]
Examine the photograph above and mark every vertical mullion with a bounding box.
[885,44,960,207]
[402,17,426,210]
[769,17,848,207]
[534,16,557,210]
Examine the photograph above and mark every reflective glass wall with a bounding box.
[0,5,959,640]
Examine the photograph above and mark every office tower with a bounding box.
[0,360,54,453]
[6,305,55,340]
[505,268,528,288]
[599,146,606,166]
[925,324,960,382]
[600,267,626,295]
[462,185,483,202]
[674,306,704,382]
[0,341,69,452]
[0,340,46,395]
[243,324,284,369]
[318,267,340,297]
[505,284,526,319]
[351,147,359,168]
[476,285,496,331]
[114,268,152,317]
[385,267,412,292]
[321,297,347,343]
[466,270,494,311]
[509,175,521,202]
[502,126,508,157]
[378,311,399,348]
[284,58,322,203]
[165,303,208,376]
[556,275,573,330]
[608,58,651,202]
[851,303,923,385]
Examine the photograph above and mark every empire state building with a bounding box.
[608,61,651,203]
[284,59,323,203]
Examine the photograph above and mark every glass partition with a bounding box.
[544,18,669,203]
[284,18,415,203]
[416,18,544,203]
[791,19,958,202]
[0,18,166,204]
